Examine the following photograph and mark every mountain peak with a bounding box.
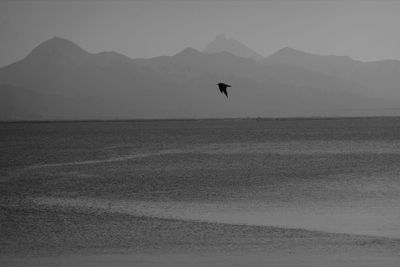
[49,36,70,42]
[174,47,202,57]
[203,34,263,61]
[24,36,90,64]
[272,46,307,56]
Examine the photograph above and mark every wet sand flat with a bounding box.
[1,203,399,267]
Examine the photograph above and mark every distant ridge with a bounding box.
[0,36,399,120]
[263,46,359,74]
[203,34,263,61]
[262,46,400,99]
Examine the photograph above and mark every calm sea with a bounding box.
[1,117,400,265]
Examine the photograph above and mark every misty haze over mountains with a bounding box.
[0,35,399,120]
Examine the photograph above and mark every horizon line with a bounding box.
[2,115,399,124]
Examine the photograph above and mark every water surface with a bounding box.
[1,118,400,266]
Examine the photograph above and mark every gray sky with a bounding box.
[1,0,400,67]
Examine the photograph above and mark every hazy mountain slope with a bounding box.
[203,34,263,61]
[0,37,398,120]
[137,47,370,97]
[0,37,149,98]
[0,84,126,120]
[0,84,41,120]
[0,84,73,120]
[262,47,400,99]
[1,37,369,99]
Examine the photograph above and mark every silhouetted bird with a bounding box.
[217,83,231,98]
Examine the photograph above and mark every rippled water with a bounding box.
[1,118,400,261]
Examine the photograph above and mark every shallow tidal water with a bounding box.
[1,117,400,266]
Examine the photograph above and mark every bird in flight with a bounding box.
[217,82,231,98]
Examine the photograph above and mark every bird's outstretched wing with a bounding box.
[217,83,231,98]
[221,88,228,97]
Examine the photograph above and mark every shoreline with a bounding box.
[1,115,400,124]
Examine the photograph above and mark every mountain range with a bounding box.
[0,35,399,120]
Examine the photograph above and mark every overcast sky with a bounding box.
[1,0,400,67]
